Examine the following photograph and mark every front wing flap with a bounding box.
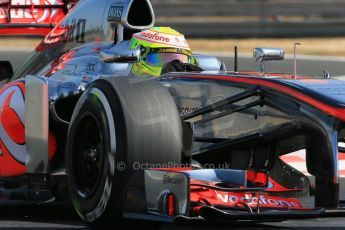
[124,169,325,223]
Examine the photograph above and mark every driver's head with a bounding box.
[130,27,192,76]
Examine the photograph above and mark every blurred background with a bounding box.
[151,0,345,57]
[153,0,345,38]
[146,0,345,76]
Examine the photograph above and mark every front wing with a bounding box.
[123,168,325,223]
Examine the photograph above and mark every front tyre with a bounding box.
[66,78,182,229]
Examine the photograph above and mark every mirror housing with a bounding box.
[254,48,284,62]
[100,48,141,63]
[253,48,284,72]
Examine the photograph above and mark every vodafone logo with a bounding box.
[141,32,170,43]
[217,194,301,208]
[133,30,189,49]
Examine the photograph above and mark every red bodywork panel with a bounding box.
[189,175,304,213]
[0,81,56,176]
[190,188,304,212]
[160,168,307,214]
[0,0,67,36]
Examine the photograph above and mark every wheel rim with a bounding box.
[72,112,105,199]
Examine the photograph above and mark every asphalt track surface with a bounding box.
[1,50,345,229]
[1,202,345,230]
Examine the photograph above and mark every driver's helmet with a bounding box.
[130,27,193,76]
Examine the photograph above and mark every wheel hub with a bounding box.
[84,148,99,163]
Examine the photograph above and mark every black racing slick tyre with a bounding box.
[66,77,183,229]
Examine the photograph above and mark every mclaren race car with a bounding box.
[0,0,345,228]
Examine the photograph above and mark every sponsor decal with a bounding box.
[216,193,301,208]
[141,31,170,43]
[156,48,192,57]
[107,3,124,22]
[44,18,86,44]
[86,63,96,72]
[163,174,184,185]
[133,31,189,49]
[0,84,25,163]
[179,107,200,115]
[157,48,178,53]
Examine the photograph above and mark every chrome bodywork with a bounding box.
[25,75,49,174]
[100,46,141,63]
[253,48,284,72]
[44,40,225,103]
[193,54,226,73]
[253,48,285,62]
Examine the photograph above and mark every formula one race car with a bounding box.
[0,0,345,229]
[0,0,77,36]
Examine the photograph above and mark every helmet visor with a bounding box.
[144,53,191,67]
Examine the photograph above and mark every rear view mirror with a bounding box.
[0,61,13,83]
[253,48,284,72]
[253,48,284,62]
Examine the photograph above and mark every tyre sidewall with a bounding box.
[66,82,126,223]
